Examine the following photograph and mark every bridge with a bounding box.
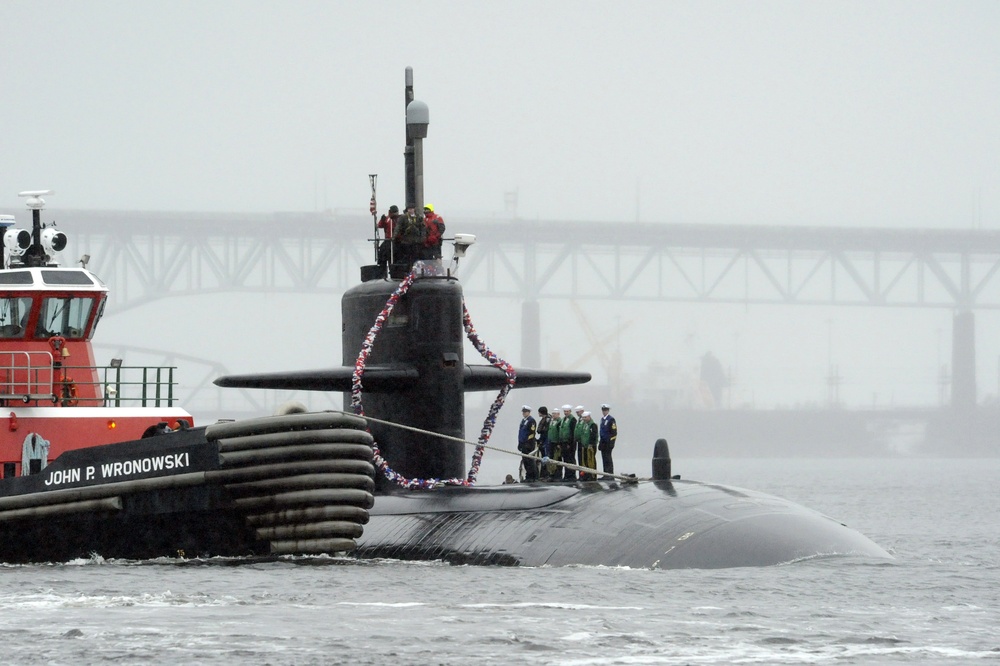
[49,210,1000,311]
[14,208,1000,425]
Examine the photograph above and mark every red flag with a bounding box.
[369,196,377,215]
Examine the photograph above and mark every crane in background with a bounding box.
[555,301,633,404]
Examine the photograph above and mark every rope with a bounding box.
[339,410,639,484]
[351,265,518,489]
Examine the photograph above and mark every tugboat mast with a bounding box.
[15,190,66,268]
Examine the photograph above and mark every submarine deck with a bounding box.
[358,478,891,569]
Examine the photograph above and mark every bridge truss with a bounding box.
[12,208,997,417]
[43,210,1000,312]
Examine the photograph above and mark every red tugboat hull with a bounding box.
[0,412,376,563]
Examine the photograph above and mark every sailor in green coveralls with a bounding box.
[559,405,577,481]
[575,411,599,480]
[546,408,563,480]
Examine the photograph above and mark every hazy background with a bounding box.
[3,1,999,225]
[3,1,1000,477]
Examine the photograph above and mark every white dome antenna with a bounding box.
[18,190,54,210]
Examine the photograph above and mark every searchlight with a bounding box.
[3,228,31,255]
[41,227,67,254]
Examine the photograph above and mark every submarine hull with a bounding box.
[356,479,891,568]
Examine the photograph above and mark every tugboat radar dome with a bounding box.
[17,189,53,210]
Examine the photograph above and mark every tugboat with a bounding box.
[0,191,376,563]
[215,69,893,569]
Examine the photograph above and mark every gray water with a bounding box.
[1,457,997,665]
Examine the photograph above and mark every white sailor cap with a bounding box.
[562,404,572,411]
[521,405,531,411]
[601,403,610,409]
[582,411,591,418]
[575,405,584,411]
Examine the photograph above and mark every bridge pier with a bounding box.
[521,300,541,368]
[951,310,976,410]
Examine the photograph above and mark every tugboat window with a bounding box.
[91,296,107,336]
[35,297,94,339]
[40,270,95,286]
[0,297,32,338]
[0,271,33,285]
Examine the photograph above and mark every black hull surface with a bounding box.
[0,412,376,563]
[356,480,891,569]
[0,409,891,568]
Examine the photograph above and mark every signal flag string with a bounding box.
[350,264,517,489]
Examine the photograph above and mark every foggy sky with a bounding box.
[3,1,1000,228]
[4,1,1000,465]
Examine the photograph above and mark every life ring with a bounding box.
[61,377,78,407]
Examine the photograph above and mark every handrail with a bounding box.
[0,361,179,408]
[0,351,55,402]
[100,364,179,408]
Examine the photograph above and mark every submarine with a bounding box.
[215,68,892,568]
